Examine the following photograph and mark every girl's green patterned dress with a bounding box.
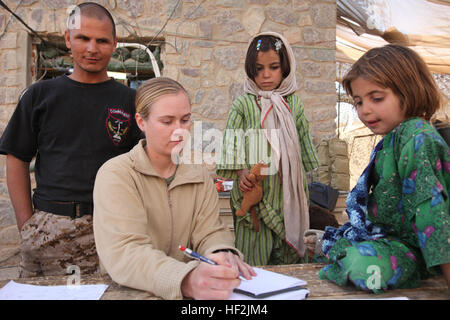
[319,118,450,293]
[217,93,319,266]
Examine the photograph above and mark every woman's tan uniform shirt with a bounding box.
[93,140,239,299]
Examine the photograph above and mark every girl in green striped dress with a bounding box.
[217,32,319,266]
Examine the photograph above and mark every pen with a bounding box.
[179,245,218,265]
[179,245,246,281]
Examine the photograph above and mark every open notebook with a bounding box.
[229,267,309,300]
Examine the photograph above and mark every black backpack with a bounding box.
[308,182,339,211]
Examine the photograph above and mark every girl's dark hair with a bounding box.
[245,35,290,81]
[342,44,441,120]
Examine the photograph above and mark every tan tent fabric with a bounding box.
[336,0,450,74]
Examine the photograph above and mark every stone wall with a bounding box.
[0,0,336,254]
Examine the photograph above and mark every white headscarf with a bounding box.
[244,31,309,257]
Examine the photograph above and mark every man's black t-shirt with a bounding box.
[0,75,141,203]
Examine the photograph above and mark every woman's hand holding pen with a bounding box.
[180,251,255,300]
[215,250,256,280]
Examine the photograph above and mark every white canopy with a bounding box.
[336,0,450,75]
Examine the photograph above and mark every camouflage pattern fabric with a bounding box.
[18,210,99,278]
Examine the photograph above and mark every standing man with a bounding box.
[0,2,141,277]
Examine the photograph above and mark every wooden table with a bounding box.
[1,263,448,300]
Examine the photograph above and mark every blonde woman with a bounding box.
[93,77,254,300]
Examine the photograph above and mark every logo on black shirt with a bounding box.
[106,108,131,145]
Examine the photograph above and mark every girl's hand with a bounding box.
[237,169,254,192]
